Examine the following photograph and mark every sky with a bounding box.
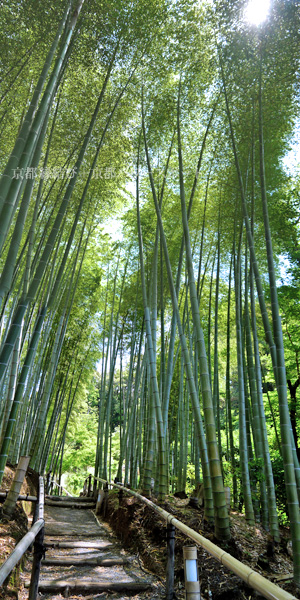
[244,0,271,26]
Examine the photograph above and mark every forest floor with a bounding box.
[104,490,300,600]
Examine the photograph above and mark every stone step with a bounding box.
[46,495,94,503]
[31,500,155,599]
[44,540,113,549]
[24,579,152,594]
[42,556,127,566]
[45,499,96,509]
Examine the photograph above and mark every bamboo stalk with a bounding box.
[2,455,30,517]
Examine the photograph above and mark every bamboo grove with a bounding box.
[1,0,300,586]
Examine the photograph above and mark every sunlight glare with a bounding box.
[245,0,270,26]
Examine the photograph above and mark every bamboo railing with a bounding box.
[47,478,72,496]
[93,476,298,600]
[0,475,44,600]
[0,491,37,502]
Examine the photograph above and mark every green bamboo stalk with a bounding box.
[163,109,215,430]
[30,313,66,467]
[0,304,47,485]
[176,95,230,539]
[136,138,167,501]
[234,235,255,525]
[0,332,22,449]
[249,264,280,541]
[0,99,54,308]
[225,252,238,508]
[177,352,185,491]
[258,69,300,577]
[0,2,84,252]
[0,214,89,482]
[143,117,214,523]
[244,251,269,528]
[0,42,118,395]
[243,337,260,521]
[220,55,278,382]
[45,367,71,475]
[0,1,72,214]
[213,215,222,464]
[207,252,216,390]
[117,324,145,482]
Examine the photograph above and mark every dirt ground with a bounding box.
[104,490,300,600]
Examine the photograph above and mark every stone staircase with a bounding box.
[23,495,160,598]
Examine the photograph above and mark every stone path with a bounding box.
[22,495,164,599]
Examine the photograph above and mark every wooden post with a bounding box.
[166,523,175,600]
[87,475,92,497]
[95,489,105,515]
[28,477,45,600]
[28,525,45,600]
[93,477,98,499]
[45,473,51,494]
[83,478,88,496]
[118,488,123,505]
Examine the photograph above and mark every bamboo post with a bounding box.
[166,522,175,599]
[183,546,201,600]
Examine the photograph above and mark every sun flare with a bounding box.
[245,0,271,26]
